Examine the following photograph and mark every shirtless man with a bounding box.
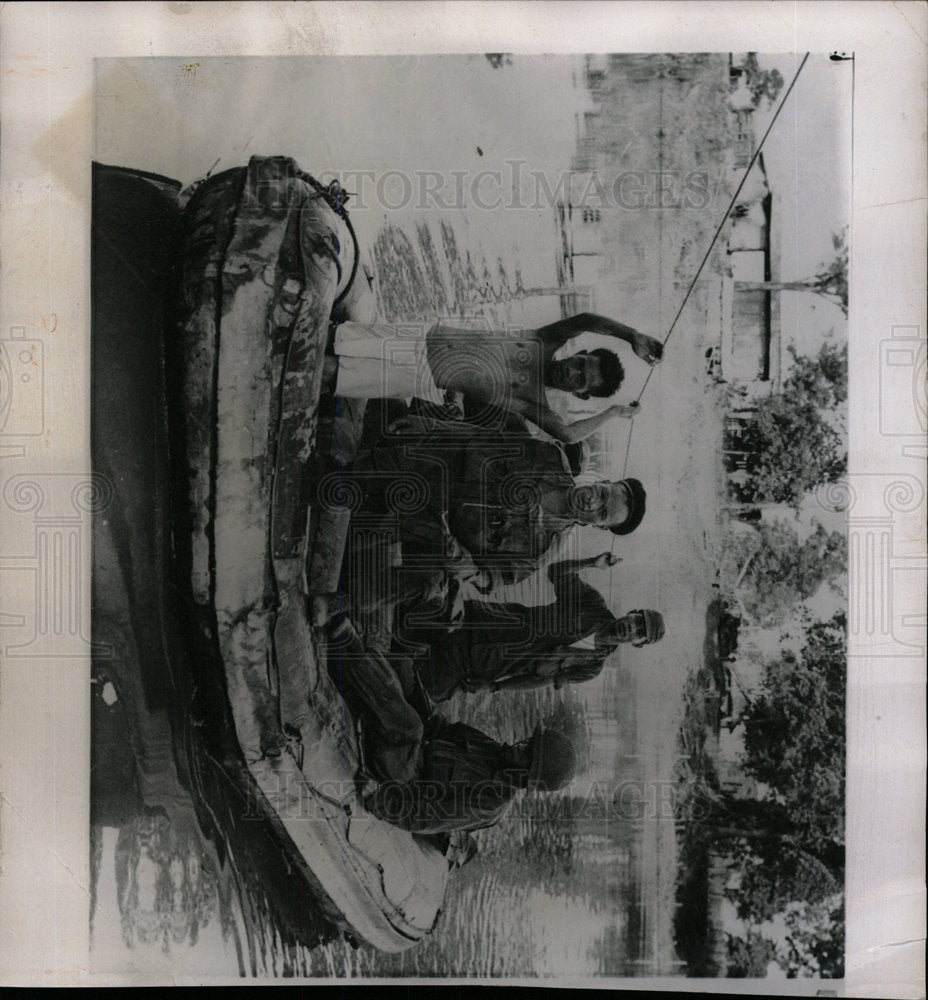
[322,312,663,444]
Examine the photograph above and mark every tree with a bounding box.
[782,339,848,406]
[485,53,513,69]
[726,897,845,979]
[737,400,845,506]
[737,53,785,108]
[782,896,845,978]
[727,930,778,977]
[698,795,844,905]
[736,230,848,316]
[694,613,847,925]
[734,341,848,506]
[742,613,846,844]
[727,830,843,924]
[729,520,846,625]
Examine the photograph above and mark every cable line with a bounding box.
[618,52,811,476]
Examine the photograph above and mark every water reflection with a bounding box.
[114,807,216,952]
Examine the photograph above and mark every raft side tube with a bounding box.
[176,156,449,952]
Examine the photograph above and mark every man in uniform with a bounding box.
[325,615,577,836]
[397,552,666,701]
[338,415,648,619]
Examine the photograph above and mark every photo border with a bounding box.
[0,2,924,992]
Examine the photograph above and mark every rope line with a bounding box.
[618,52,811,477]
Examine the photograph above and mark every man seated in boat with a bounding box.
[364,719,578,836]
[395,552,666,701]
[338,408,647,583]
[321,311,663,444]
[325,615,577,836]
[339,415,648,620]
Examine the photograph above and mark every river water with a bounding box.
[91,54,711,978]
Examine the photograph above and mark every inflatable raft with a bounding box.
[99,156,449,952]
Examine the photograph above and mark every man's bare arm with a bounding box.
[547,551,621,579]
[536,312,664,365]
[511,395,637,444]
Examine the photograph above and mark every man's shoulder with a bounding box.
[526,437,573,473]
[461,428,562,465]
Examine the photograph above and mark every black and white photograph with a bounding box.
[0,2,924,992]
[89,50,851,979]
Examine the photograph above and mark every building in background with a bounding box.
[554,53,786,480]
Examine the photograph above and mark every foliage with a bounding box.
[698,792,844,916]
[807,231,849,317]
[737,402,845,505]
[784,339,848,407]
[736,231,849,316]
[727,831,842,923]
[735,340,848,506]
[726,896,845,979]
[698,614,846,952]
[781,896,845,978]
[726,930,778,977]
[676,597,848,977]
[741,611,847,839]
[738,53,785,107]
[730,520,846,625]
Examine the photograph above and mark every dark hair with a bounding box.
[609,477,646,536]
[587,348,624,397]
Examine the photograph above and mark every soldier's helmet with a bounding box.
[527,728,578,791]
